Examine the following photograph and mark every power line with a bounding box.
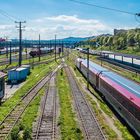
[0,8,19,21]
[68,0,137,15]
[135,15,140,23]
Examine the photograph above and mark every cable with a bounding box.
[68,0,136,15]
[135,14,140,23]
[0,8,19,21]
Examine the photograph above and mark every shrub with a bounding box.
[23,127,31,140]
[10,126,19,140]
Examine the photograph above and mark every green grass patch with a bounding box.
[57,69,83,140]
[0,61,57,123]
[0,54,55,71]
[8,87,45,140]
[114,121,134,140]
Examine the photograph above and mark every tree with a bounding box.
[134,33,140,48]
[107,36,113,50]
[127,33,135,46]
[117,37,126,50]
[102,36,109,46]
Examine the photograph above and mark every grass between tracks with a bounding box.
[0,61,57,123]
[0,54,55,71]
[8,88,45,140]
[56,69,83,140]
[66,53,134,140]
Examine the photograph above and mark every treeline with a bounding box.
[87,28,140,51]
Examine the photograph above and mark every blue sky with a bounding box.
[0,0,140,39]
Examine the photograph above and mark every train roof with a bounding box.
[78,58,140,106]
[100,74,140,108]
[78,58,108,72]
[102,72,140,98]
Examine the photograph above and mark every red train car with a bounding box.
[76,58,140,137]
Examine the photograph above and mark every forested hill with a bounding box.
[86,28,140,54]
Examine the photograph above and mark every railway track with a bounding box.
[0,54,48,65]
[0,57,56,73]
[0,55,65,72]
[65,65,106,140]
[32,73,57,140]
[0,66,59,140]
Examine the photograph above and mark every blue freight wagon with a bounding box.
[21,65,30,75]
[8,67,28,83]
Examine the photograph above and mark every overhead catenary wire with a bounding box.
[135,14,140,24]
[0,8,20,22]
[68,0,138,16]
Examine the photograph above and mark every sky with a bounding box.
[0,0,140,40]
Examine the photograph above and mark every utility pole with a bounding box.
[50,40,52,56]
[55,34,57,62]
[15,21,26,67]
[87,48,89,90]
[62,41,64,57]
[4,36,8,59]
[38,34,41,61]
[9,41,12,64]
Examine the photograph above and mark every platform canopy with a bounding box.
[0,71,6,78]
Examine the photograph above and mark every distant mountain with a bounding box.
[59,36,94,42]
[11,36,96,43]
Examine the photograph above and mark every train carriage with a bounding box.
[99,74,140,135]
[76,58,140,137]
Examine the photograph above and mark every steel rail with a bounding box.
[0,66,59,140]
[65,66,106,140]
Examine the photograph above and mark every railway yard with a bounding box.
[1,0,140,139]
[0,48,139,140]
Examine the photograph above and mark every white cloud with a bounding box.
[0,15,113,39]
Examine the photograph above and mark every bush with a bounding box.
[10,126,19,140]
[23,127,31,140]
